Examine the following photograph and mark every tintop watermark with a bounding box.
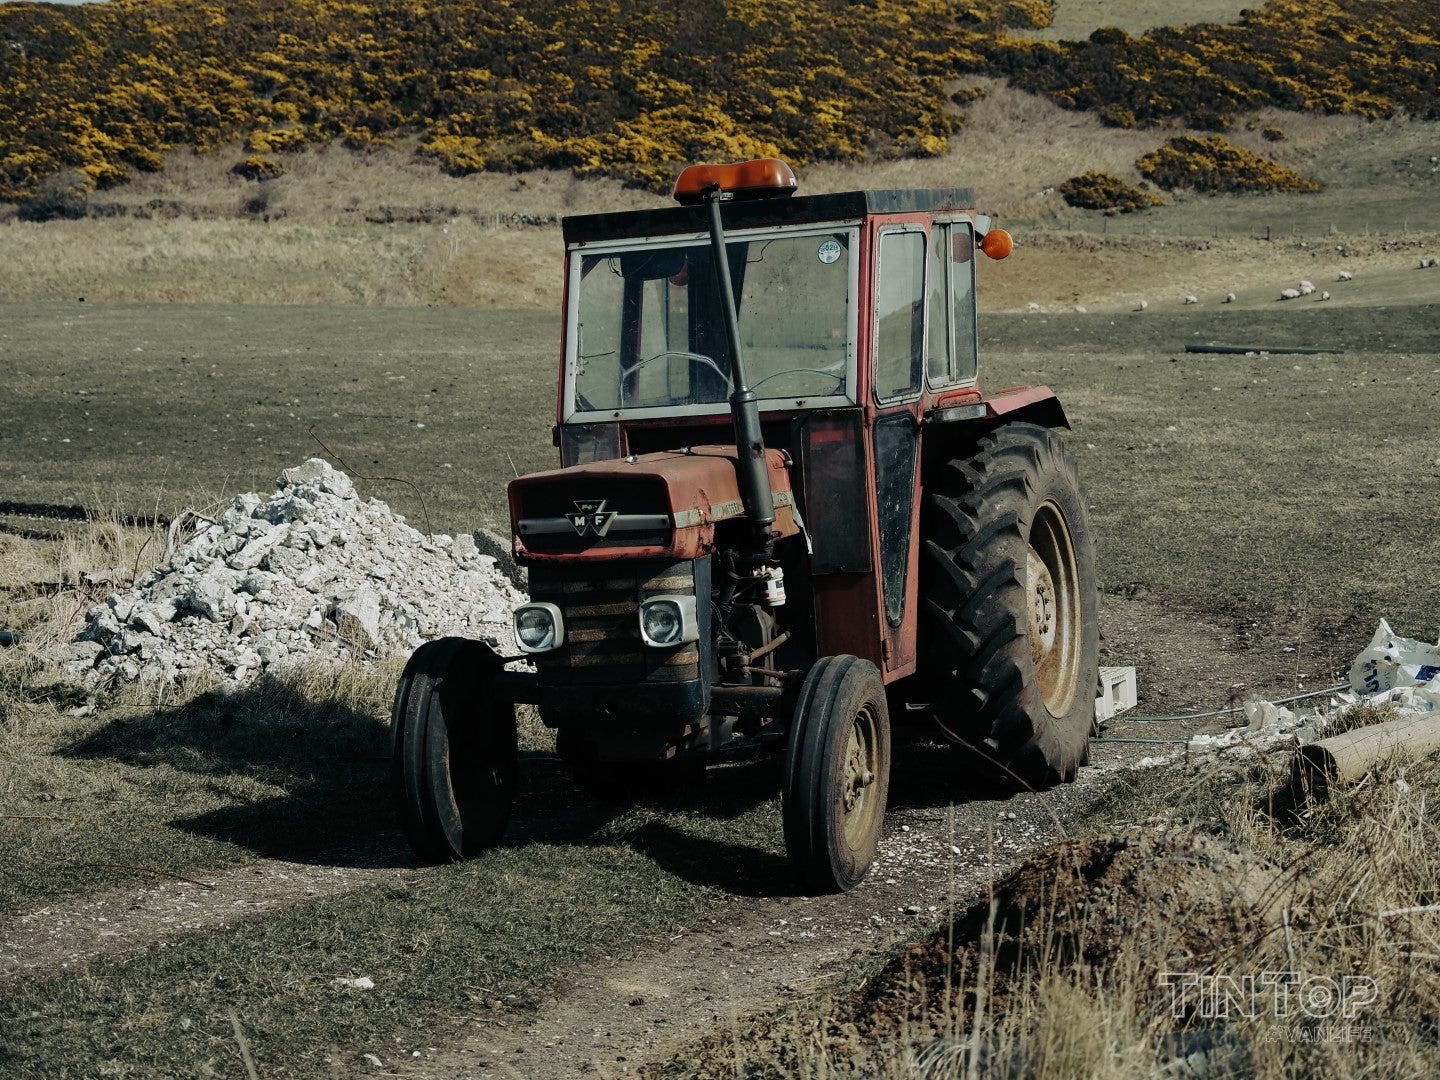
[1160,971,1379,1025]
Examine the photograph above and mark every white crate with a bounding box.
[1095,665,1138,723]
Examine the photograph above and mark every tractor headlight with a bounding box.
[514,602,564,653]
[639,595,698,647]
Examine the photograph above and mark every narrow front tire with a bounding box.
[391,637,517,862]
[782,656,892,893]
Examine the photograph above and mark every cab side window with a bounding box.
[925,223,979,387]
[874,230,925,402]
[925,225,949,385]
[951,225,978,382]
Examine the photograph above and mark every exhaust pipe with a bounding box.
[702,185,776,556]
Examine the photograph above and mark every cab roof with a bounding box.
[561,188,976,246]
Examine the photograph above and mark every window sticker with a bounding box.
[817,239,842,265]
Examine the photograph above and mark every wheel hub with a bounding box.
[1026,502,1082,717]
[842,718,876,813]
[1027,547,1057,651]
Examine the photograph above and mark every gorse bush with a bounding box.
[16,167,93,221]
[1,0,1015,199]
[969,0,1440,132]
[1,0,1435,200]
[232,155,284,181]
[1057,170,1161,212]
[1137,135,1320,194]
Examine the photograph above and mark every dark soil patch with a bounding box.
[831,827,1306,1048]
[656,827,1309,1078]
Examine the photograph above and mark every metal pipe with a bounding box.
[703,186,776,553]
[1294,713,1440,800]
[743,630,791,666]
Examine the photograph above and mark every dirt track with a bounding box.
[0,594,1362,1075]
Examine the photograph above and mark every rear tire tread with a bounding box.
[920,423,1099,787]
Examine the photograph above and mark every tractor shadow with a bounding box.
[59,677,409,868]
[511,750,796,897]
[885,720,1042,811]
[61,671,793,889]
[507,721,1053,897]
[62,684,1042,891]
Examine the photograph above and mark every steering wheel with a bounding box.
[750,367,845,394]
[622,350,729,384]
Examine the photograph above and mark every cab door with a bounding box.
[869,223,929,678]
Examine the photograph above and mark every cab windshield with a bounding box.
[567,227,856,417]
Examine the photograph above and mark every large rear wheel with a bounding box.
[920,422,1099,786]
[782,655,892,893]
[391,637,517,862]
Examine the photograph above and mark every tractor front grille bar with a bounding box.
[527,559,702,685]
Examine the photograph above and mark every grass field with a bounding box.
[0,303,558,535]
[1,831,720,1076]
[5,300,1436,630]
[2,93,1434,312]
[3,41,1439,1072]
[3,291,1437,1070]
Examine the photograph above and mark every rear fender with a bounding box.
[927,384,1069,437]
[983,385,1070,430]
[922,386,1071,481]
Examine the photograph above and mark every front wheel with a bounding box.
[391,637,517,862]
[782,656,892,893]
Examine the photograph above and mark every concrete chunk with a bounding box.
[279,458,355,500]
[332,585,381,648]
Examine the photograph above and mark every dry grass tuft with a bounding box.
[0,517,167,643]
[660,752,1440,1078]
[1319,698,1405,738]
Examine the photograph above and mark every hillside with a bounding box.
[2,0,1437,204]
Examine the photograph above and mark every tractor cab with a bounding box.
[392,159,1098,893]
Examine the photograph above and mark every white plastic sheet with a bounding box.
[1350,618,1440,696]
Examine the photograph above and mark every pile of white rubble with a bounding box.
[62,459,526,688]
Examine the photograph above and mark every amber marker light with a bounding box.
[980,228,1013,260]
[673,158,799,204]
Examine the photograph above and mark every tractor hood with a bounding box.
[508,445,800,563]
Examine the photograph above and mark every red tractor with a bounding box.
[392,158,1098,892]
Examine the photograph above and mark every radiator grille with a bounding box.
[529,560,700,685]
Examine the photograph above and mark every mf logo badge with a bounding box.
[568,499,617,537]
